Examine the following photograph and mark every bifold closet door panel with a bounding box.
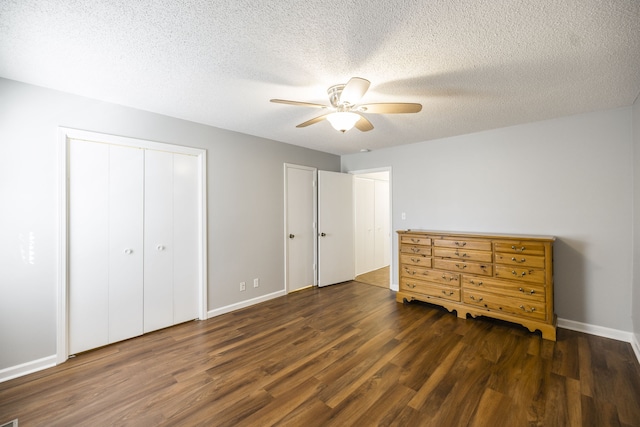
[144,150,174,333]
[69,140,110,354]
[172,153,199,324]
[143,151,199,332]
[107,145,144,344]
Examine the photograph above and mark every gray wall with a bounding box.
[342,108,634,332]
[0,78,340,370]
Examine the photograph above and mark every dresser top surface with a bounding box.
[397,229,556,242]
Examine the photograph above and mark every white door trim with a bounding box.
[57,127,208,364]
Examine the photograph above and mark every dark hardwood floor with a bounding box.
[2,282,640,426]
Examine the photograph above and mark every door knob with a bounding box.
[320,232,326,237]
[289,234,295,239]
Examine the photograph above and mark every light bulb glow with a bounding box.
[326,112,360,133]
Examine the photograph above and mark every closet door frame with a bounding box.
[57,127,208,364]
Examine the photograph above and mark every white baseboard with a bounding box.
[0,355,56,383]
[558,318,640,365]
[207,289,287,319]
[632,333,640,365]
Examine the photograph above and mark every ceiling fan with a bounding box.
[270,77,422,133]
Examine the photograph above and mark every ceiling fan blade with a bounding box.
[340,77,371,105]
[270,99,328,109]
[359,103,422,114]
[296,114,329,128]
[354,115,374,132]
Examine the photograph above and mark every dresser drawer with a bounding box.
[400,244,432,256]
[495,252,545,268]
[400,254,432,268]
[494,265,546,284]
[433,238,491,251]
[434,259,492,276]
[434,247,492,262]
[494,241,546,256]
[400,235,431,246]
[401,266,460,286]
[462,276,545,302]
[463,290,546,320]
[401,278,460,302]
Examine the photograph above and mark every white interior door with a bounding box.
[374,179,390,267]
[285,164,316,292]
[355,177,375,275]
[69,141,144,353]
[108,145,144,344]
[172,153,200,324]
[69,140,110,354]
[144,149,174,333]
[144,150,199,331]
[318,170,354,287]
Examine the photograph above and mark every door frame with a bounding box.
[348,167,394,290]
[57,127,208,363]
[283,163,318,293]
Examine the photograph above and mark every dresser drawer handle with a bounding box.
[411,238,421,243]
[411,258,422,263]
[454,241,467,247]
[519,305,536,313]
[470,295,483,302]
[404,268,416,275]
[511,257,526,263]
[511,245,526,252]
[441,274,456,282]
[512,270,527,277]
[411,247,421,253]
[455,250,469,257]
[455,264,467,269]
[469,280,483,286]
[442,290,455,296]
[406,283,416,289]
[518,287,536,294]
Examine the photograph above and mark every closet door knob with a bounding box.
[156,245,165,251]
[124,248,133,255]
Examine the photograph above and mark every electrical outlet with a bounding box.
[240,281,246,291]
[253,278,259,288]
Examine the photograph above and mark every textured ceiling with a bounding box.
[1,0,639,155]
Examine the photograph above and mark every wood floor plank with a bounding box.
[1,281,639,426]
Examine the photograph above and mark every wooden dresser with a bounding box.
[397,230,556,340]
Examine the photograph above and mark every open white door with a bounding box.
[318,170,354,287]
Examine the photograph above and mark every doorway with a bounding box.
[352,169,391,289]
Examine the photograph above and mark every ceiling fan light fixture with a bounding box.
[327,112,360,133]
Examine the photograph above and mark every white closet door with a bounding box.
[374,180,390,268]
[69,141,144,352]
[144,150,174,332]
[69,140,110,354]
[172,153,199,324]
[108,145,144,343]
[355,177,375,275]
[144,150,199,331]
